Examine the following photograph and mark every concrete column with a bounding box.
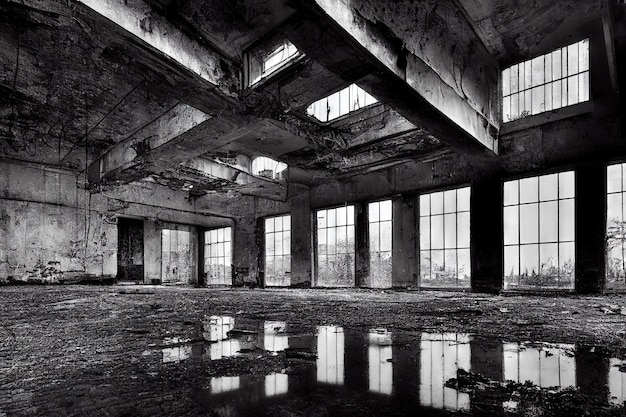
[290,191,312,287]
[143,220,161,284]
[355,202,369,287]
[471,178,503,293]
[392,196,417,287]
[576,164,606,293]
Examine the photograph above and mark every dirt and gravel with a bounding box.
[2,285,626,416]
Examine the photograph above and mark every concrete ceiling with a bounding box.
[0,0,623,201]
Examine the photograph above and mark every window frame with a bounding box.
[203,226,233,286]
[314,204,356,287]
[264,213,292,287]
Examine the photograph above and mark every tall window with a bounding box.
[161,228,193,284]
[607,163,626,288]
[419,187,471,288]
[502,39,589,122]
[316,205,355,287]
[204,227,232,286]
[265,214,291,287]
[503,172,575,289]
[307,84,378,123]
[368,200,392,288]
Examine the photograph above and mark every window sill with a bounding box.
[500,101,594,136]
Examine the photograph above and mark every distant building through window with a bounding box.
[252,156,287,181]
[307,84,378,122]
[502,39,589,122]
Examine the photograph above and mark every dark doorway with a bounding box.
[117,218,144,282]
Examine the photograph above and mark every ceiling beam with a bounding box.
[276,0,500,155]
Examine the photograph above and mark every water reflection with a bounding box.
[210,376,240,394]
[368,329,393,395]
[262,321,289,353]
[503,342,576,388]
[316,326,344,385]
[609,359,626,405]
[168,320,625,416]
[265,373,289,397]
[419,333,471,411]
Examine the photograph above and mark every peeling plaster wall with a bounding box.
[0,162,117,283]
[0,160,218,284]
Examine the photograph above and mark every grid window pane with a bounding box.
[316,206,355,287]
[264,215,292,287]
[504,171,575,290]
[369,201,393,288]
[419,187,471,288]
[502,39,589,122]
[204,227,233,286]
[607,163,626,288]
[307,84,378,122]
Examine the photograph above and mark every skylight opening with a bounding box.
[249,40,301,86]
[307,84,378,123]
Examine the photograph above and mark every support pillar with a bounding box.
[576,164,606,293]
[392,196,418,287]
[290,190,312,287]
[471,178,503,293]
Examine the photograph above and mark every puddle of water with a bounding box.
[155,316,626,416]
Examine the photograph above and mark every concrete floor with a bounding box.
[2,286,626,416]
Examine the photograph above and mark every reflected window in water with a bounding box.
[263,321,289,353]
[369,329,393,395]
[609,358,626,405]
[162,344,192,364]
[203,316,235,342]
[419,333,471,411]
[316,326,345,385]
[265,373,289,397]
[503,342,576,388]
[208,339,241,360]
[210,376,240,394]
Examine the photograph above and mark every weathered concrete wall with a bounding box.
[0,159,221,284]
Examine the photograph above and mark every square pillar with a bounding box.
[575,164,606,293]
[392,196,417,287]
[471,178,503,293]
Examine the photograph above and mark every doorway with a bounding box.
[117,218,144,282]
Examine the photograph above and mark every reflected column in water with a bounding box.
[316,326,345,385]
[503,342,576,388]
[419,333,471,411]
[368,329,393,395]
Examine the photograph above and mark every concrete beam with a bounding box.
[282,0,500,155]
[74,0,240,113]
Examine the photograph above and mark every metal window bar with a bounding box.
[607,163,626,285]
[503,173,575,289]
[419,188,471,288]
[205,227,232,285]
